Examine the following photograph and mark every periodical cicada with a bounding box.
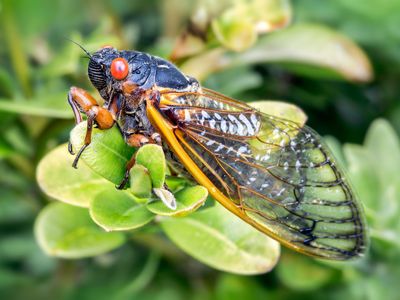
[67,46,367,260]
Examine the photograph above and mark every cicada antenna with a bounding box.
[65,37,92,59]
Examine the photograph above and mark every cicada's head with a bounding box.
[88,46,155,103]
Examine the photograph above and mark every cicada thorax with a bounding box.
[115,53,201,145]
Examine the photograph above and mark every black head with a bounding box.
[87,47,155,102]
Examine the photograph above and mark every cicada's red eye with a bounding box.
[110,57,129,80]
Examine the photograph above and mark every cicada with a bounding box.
[68,46,367,260]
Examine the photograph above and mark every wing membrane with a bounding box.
[154,88,367,259]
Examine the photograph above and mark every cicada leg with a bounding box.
[67,86,115,168]
[116,132,162,189]
[116,154,136,190]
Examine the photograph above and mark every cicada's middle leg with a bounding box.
[67,86,115,168]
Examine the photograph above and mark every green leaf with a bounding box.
[235,23,373,82]
[0,93,72,118]
[324,135,346,168]
[147,185,208,217]
[160,203,280,274]
[36,144,112,207]
[129,164,153,199]
[276,252,338,291]
[180,47,227,80]
[343,144,380,212]
[135,144,166,189]
[364,119,400,185]
[69,122,135,185]
[249,100,307,126]
[34,202,125,258]
[89,189,154,231]
[343,119,400,250]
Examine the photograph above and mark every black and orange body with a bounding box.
[68,46,368,260]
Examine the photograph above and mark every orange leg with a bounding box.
[67,87,115,168]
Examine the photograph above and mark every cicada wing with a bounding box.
[154,89,368,260]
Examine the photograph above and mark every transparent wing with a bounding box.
[157,88,368,259]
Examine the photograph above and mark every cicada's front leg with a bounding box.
[67,86,115,168]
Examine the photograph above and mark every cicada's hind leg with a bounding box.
[67,86,115,168]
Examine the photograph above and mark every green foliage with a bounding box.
[161,204,280,274]
[90,190,154,232]
[344,120,400,251]
[0,0,399,299]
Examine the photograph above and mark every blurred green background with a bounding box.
[1,0,400,299]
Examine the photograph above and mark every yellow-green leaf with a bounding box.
[34,203,125,259]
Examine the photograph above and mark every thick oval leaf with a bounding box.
[249,100,307,126]
[343,144,379,213]
[135,144,166,189]
[147,186,208,217]
[235,23,373,82]
[36,144,112,207]
[89,189,154,231]
[160,204,280,274]
[34,203,125,258]
[70,122,135,185]
[344,119,400,248]
[129,164,153,199]
[364,119,400,184]
[180,48,227,80]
